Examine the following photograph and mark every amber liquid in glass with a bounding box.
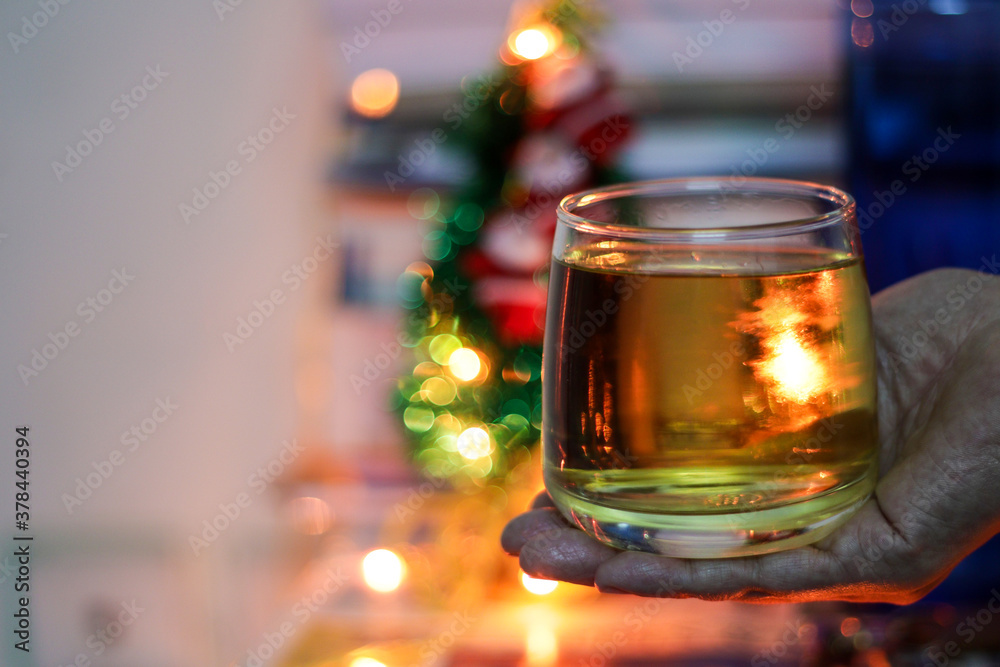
[543,243,878,556]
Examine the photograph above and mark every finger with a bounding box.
[520,528,620,586]
[594,547,849,603]
[530,492,556,509]
[500,508,570,555]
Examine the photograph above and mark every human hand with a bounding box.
[502,268,1000,603]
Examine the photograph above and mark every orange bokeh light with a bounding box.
[350,68,399,118]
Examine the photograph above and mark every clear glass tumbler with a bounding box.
[543,177,878,558]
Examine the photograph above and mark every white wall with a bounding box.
[0,1,332,664]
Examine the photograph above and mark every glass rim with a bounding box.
[557,176,857,242]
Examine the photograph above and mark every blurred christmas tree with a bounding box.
[394,0,631,486]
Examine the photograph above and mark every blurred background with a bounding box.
[1,0,999,665]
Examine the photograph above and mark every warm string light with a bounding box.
[508,24,561,61]
[457,427,492,460]
[350,68,399,118]
[514,29,550,59]
[400,323,501,474]
[448,348,482,381]
[521,571,558,595]
[350,658,387,667]
[362,548,405,593]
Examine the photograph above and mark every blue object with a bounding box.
[847,0,1000,604]
[846,0,1000,293]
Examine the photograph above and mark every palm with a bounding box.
[502,269,1000,603]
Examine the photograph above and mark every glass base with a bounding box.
[547,473,875,559]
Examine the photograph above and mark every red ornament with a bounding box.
[525,56,632,165]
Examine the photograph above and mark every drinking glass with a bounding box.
[543,177,878,558]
